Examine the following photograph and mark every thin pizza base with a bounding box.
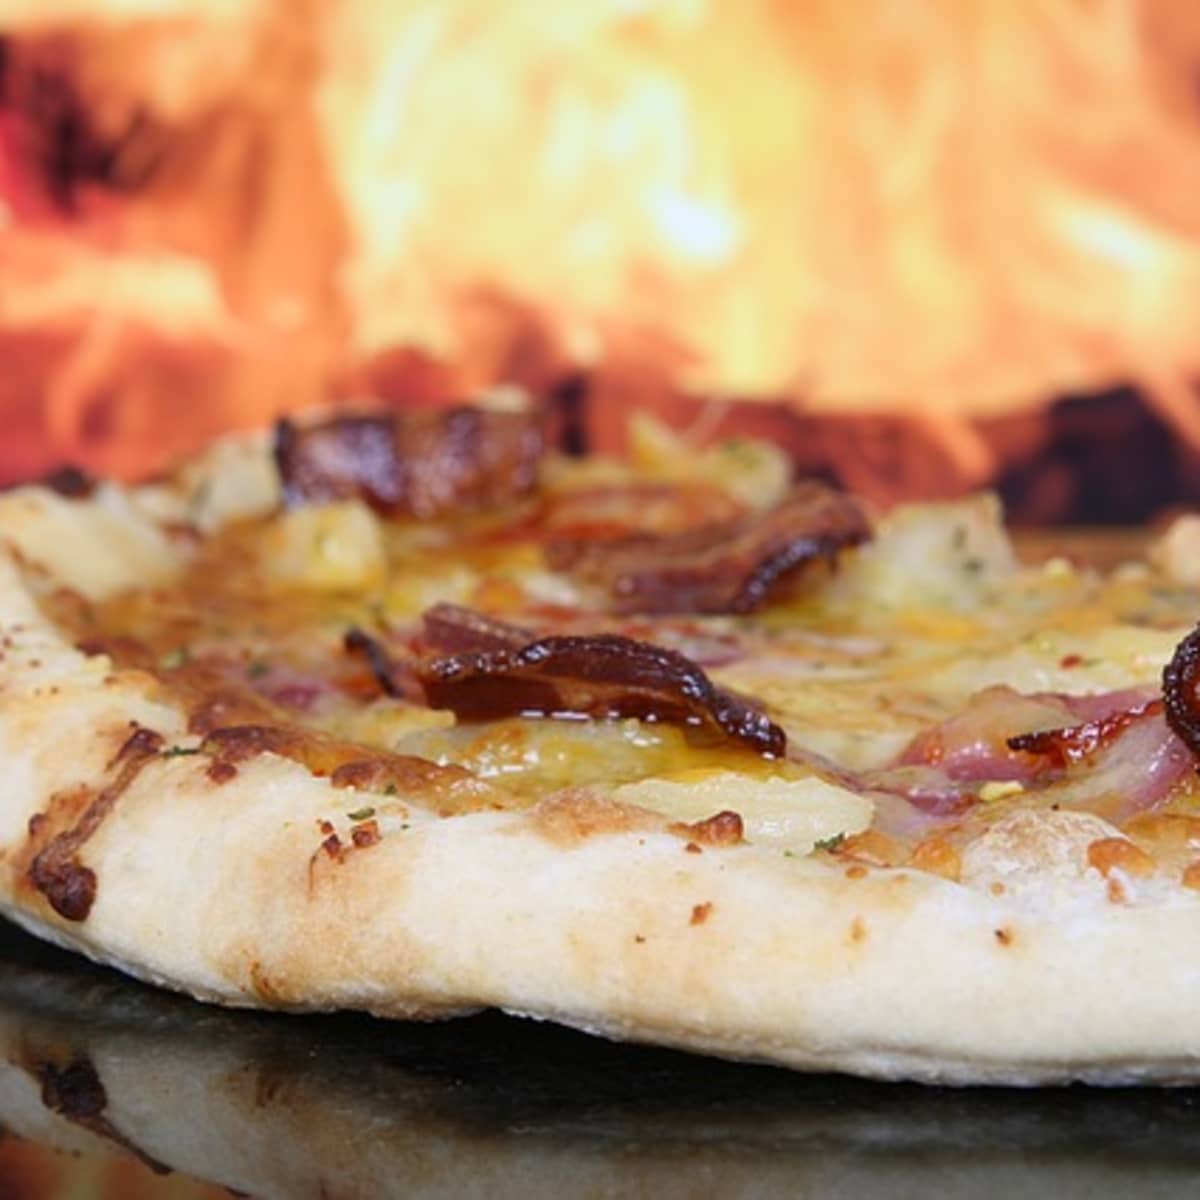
[0,499,1199,1086]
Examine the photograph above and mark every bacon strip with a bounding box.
[417,615,786,757]
[546,482,870,614]
[274,406,543,518]
[1007,699,1163,766]
[421,603,533,655]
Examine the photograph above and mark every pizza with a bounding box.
[2,394,1200,1085]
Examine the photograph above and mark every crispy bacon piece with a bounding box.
[274,405,543,517]
[1164,624,1200,764]
[417,616,786,757]
[421,603,532,655]
[1007,699,1163,766]
[545,482,870,614]
[539,482,744,542]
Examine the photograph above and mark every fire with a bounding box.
[3,0,1200,486]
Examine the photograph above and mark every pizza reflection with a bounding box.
[0,919,1196,1200]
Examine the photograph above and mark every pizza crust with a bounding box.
[3,527,1200,1086]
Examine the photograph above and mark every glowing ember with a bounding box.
[3,0,1200,483]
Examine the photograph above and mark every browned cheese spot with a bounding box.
[207,759,239,785]
[331,754,502,816]
[1087,837,1155,880]
[1182,861,1200,891]
[533,791,662,847]
[994,926,1015,947]
[200,724,506,816]
[838,829,903,867]
[351,819,381,848]
[690,901,714,926]
[907,836,962,882]
[668,810,744,847]
[850,916,868,943]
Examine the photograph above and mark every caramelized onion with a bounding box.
[1164,624,1200,763]
[545,482,870,614]
[274,406,543,517]
[417,619,785,757]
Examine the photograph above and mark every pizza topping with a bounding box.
[343,627,413,699]
[669,810,745,846]
[1000,695,1192,818]
[544,481,870,614]
[417,623,787,757]
[899,686,1070,784]
[197,723,512,814]
[907,835,962,881]
[531,790,663,845]
[1163,623,1200,763]
[835,829,905,867]
[1086,836,1155,879]
[350,819,382,848]
[274,406,543,518]
[329,755,505,815]
[536,481,745,544]
[1007,698,1164,765]
[615,770,873,852]
[420,603,532,655]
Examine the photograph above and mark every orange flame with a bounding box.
[4,0,1200,478]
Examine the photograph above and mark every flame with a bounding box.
[316,0,1200,416]
[4,0,1200,478]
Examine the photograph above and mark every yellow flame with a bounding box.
[6,0,1200,437]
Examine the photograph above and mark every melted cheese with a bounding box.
[614,771,874,853]
[46,469,1200,873]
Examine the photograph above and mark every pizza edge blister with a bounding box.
[2,404,1200,1086]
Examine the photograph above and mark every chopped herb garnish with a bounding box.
[384,783,398,795]
[159,646,190,670]
[346,806,376,821]
[246,660,271,678]
[161,746,201,759]
[962,557,984,574]
[813,832,845,853]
